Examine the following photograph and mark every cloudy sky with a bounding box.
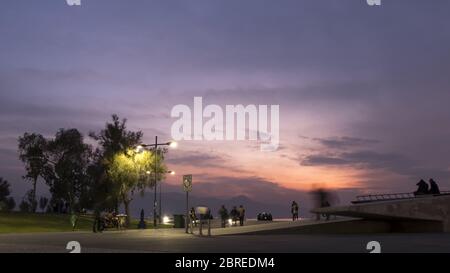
[1,0,450,208]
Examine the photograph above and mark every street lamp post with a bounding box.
[137,136,177,228]
[159,170,175,224]
[144,169,175,226]
[153,136,158,227]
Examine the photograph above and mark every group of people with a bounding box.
[415,179,441,195]
[219,205,246,227]
[188,205,246,228]
[97,178,441,233]
[93,210,125,233]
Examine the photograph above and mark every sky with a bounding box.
[1,0,450,210]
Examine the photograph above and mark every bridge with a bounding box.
[311,193,450,233]
[351,191,450,204]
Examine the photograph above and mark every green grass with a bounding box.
[0,212,94,233]
[0,212,173,234]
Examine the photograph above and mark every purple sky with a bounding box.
[1,0,450,208]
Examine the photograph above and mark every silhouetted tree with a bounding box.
[84,152,112,213]
[89,114,143,160]
[0,177,15,212]
[0,177,10,201]
[18,190,37,213]
[39,196,49,212]
[45,128,93,214]
[18,133,49,212]
[5,197,15,211]
[108,149,159,226]
[19,200,30,212]
[89,114,143,214]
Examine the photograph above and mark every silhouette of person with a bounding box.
[291,201,299,221]
[429,179,441,195]
[321,200,331,221]
[219,205,228,228]
[230,206,238,226]
[237,205,246,226]
[414,179,429,196]
[138,208,146,229]
[189,207,197,227]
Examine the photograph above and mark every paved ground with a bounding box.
[1,220,450,253]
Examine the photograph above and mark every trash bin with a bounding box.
[173,214,185,228]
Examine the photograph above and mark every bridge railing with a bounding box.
[352,191,450,204]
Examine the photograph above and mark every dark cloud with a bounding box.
[301,155,350,166]
[187,176,298,202]
[167,152,229,168]
[0,147,17,157]
[164,175,300,203]
[301,150,412,169]
[301,150,450,182]
[310,136,380,150]
[0,98,102,123]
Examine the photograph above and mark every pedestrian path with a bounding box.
[193,218,354,236]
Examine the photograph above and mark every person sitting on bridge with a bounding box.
[429,179,441,195]
[414,179,430,196]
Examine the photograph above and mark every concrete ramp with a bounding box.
[311,194,450,232]
[210,218,386,235]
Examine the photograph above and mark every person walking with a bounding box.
[92,208,105,233]
[219,205,228,228]
[70,211,78,231]
[189,207,197,227]
[291,201,299,221]
[237,205,246,226]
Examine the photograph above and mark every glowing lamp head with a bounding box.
[136,145,144,153]
[163,216,170,224]
[169,141,178,149]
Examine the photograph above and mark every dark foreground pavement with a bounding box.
[1,227,450,253]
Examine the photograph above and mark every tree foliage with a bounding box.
[39,196,49,212]
[0,177,15,212]
[0,177,10,201]
[44,128,93,213]
[18,133,49,212]
[89,114,143,213]
[89,114,143,160]
[108,148,166,226]
[13,114,169,225]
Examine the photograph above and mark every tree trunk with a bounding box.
[124,200,131,228]
[32,178,37,213]
[114,198,119,214]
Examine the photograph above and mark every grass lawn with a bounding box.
[0,212,172,234]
